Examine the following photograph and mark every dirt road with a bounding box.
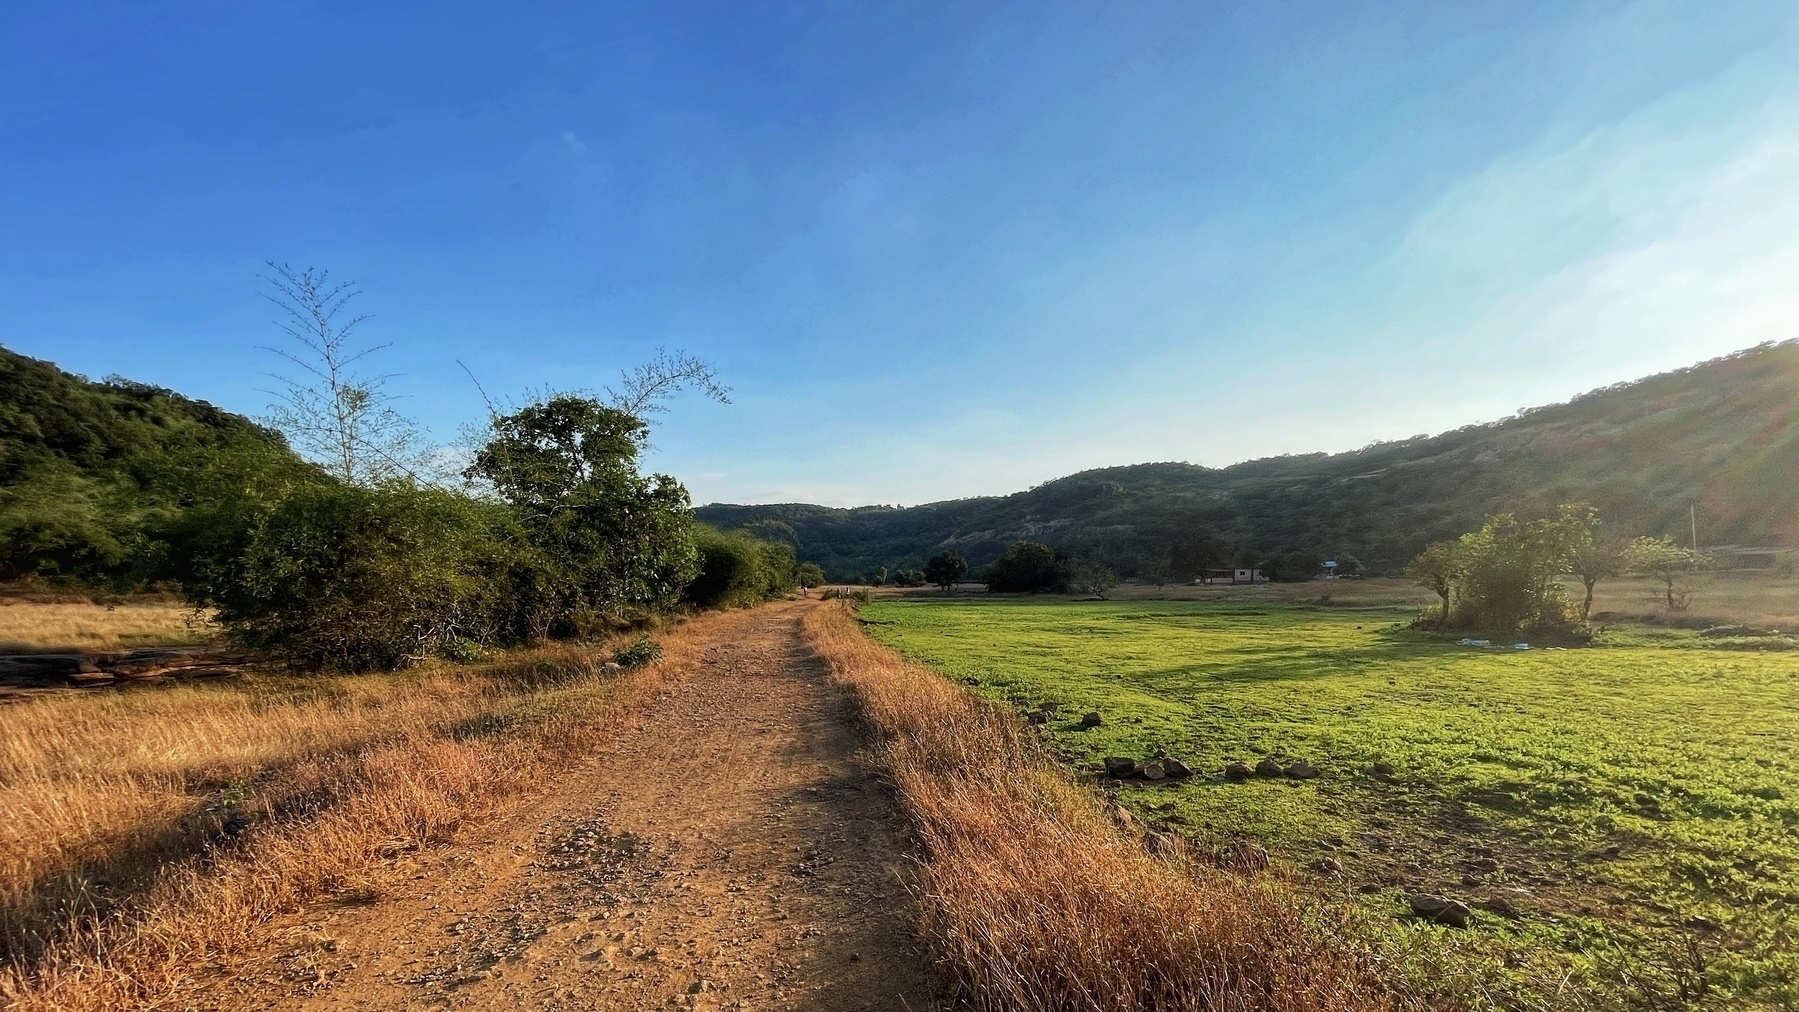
[201,603,942,1012]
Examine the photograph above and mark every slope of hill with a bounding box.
[0,346,292,582]
[698,342,1799,580]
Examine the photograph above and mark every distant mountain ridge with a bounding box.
[697,342,1799,580]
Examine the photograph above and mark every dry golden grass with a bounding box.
[0,600,217,653]
[1589,572,1799,629]
[801,601,1417,1012]
[0,610,741,1012]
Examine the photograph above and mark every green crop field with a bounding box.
[861,595,1799,1008]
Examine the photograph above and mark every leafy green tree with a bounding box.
[923,550,968,591]
[1568,536,1629,620]
[465,395,699,637]
[982,541,1068,593]
[1405,541,1466,625]
[1628,536,1710,610]
[795,562,826,592]
[1453,506,1596,631]
[1065,557,1119,598]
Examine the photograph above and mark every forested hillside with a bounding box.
[699,342,1799,580]
[0,346,292,582]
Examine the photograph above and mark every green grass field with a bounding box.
[861,594,1799,1008]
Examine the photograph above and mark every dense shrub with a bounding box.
[1258,549,1323,583]
[167,472,512,670]
[683,525,796,608]
[611,635,663,668]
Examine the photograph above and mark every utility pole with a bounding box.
[1691,503,1699,552]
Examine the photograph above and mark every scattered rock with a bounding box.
[1254,758,1284,777]
[1409,893,1473,928]
[1283,761,1319,780]
[963,677,981,686]
[603,661,623,673]
[1140,762,1166,781]
[1224,762,1253,782]
[1370,761,1395,778]
[1311,856,1343,875]
[1079,712,1103,728]
[1162,758,1191,778]
[1479,895,1522,919]
[1038,702,1058,716]
[1110,805,1135,831]
[1027,710,1050,725]
[1103,756,1140,778]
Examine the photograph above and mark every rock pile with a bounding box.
[1098,754,1197,783]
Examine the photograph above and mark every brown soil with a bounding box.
[193,602,943,1012]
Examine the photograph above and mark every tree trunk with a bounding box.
[1582,578,1596,620]
[1439,590,1452,623]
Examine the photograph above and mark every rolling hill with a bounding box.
[697,342,1799,580]
[0,346,293,582]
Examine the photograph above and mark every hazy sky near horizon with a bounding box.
[5,2,1799,506]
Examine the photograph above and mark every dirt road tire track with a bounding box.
[198,602,943,1012]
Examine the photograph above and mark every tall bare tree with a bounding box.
[260,263,425,485]
[605,347,731,418]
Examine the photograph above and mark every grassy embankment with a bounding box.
[0,601,734,1012]
[859,579,1799,1009]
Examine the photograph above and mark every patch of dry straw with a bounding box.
[0,609,743,1011]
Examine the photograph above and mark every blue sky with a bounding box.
[5,1,1797,506]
